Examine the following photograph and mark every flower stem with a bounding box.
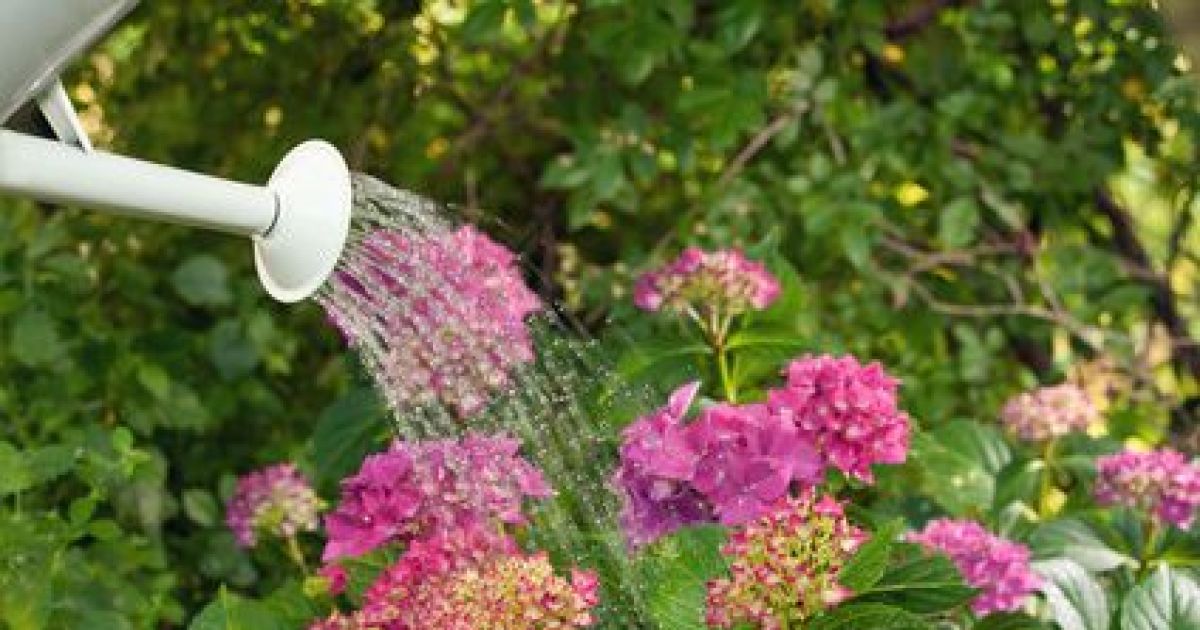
[285,534,309,575]
[1037,439,1058,519]
[1139,517,1161,579]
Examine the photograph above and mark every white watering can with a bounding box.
[0,0,352,302]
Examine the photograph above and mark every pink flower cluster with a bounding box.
[323,225,542,418]
[322,434,551,563]
[908,519,1041,616]
[999,383,1098,442]
[705,492,866,629]
[1095,448,1200,529]
[634,248,780,316]
[767,354,911,483]
[225,464,321,548]
[613,383,823,547]
[310,526,599,629]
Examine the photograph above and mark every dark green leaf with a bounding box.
[840,519,902,592]
[189,586,289,630]
[172,255,232,307]
[854,544,976,614]
[809,603,933,630]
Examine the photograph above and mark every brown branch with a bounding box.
[1094,187,1200,380]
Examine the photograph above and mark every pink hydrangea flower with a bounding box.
[322,434,551,563]
[686,403,823,525]
[225,464,321,548]
[322,225,542,419]
[309,525,599,629]
[909,519,1041,616]
[1095,448,1200,529]
[705,491,867,629]
[612,383,717,548]
[613,383,824,547]
[633,248,780,315]
[1000,383,1098,442]
[767,354,911,483]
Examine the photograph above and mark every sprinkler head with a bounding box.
[256,141,352,303]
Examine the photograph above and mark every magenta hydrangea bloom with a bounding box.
[633,247,780,315]
[225,463,321,548]
[1000,383,1098,442]
[706,492,867,628]
[612,382,717,548]
[321,434,551,563]
[1095,448,1200,529]
[767,354,911,483]
[687,403,823,525]
[613,383,825,547]
[322,225,542,419]
[310,525,599,630]
[909,519,1041,616]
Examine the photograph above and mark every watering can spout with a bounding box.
[0,0,352,302]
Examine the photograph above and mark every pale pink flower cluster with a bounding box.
[1000,383,1098,442]
[767,354,911,483]
[324,225,541,418]
[613,383,823,548]
[225,464,321,548]
[705,492,866,629]
[1095,448,1200,529]
[909,519,1041,616]
[321,434,551,563]
[634,247,780,315]
[310,526,599,629]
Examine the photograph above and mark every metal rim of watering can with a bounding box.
[254,140,352,303]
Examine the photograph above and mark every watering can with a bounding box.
[0,0,352,302]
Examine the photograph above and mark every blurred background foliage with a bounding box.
[4,0,1200,627]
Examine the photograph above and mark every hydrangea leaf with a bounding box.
[638,525,727,630]
[1033,558,1111,630]
[808,602,932,630]
[853,543,977,614]
[1119,565,1200,630]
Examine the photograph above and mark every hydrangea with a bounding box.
[322,434,551,562]
[613,382,717,548]
[613,384,824,547]
[225,464,321,548]
[310,526,599,629]
[1000,383,1099,442]
[686,403,822,525]
[767,354,910,483]
[1095,448,1200,529]
[909,519,1041,616]
[705,492,866,629]
[323,225,541,418]
[634,248,780,316]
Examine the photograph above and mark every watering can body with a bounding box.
[0,0,353,303]
[0,0,137,126]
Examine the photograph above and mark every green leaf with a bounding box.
[809,603,933,630]
[189,586,289,630]
[305,388,388,492]
[9,308,65,367]
[0,514,65,629]
[717,0,764,52]
[0,442,75,496]
[974,612,1051,629]
[639,525,728,630]
[172,255,233,307]
[183,488,220,527]
[1033,558,1110,630]
[853,544,976,614]
[341,546,401,607]
[939,197,981,248]
[840,519,902,592]
[461,0,507,43]
[210,321,259,381]
[1029,519,1134,572]
[1119,565,1200,630]
[910,432,994,515]
[931,420,1012,477]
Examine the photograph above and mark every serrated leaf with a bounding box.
[640,525,728,630]
[1029,519,1134,572]
[1119,565,1200,630]
[854,544,976,614]
[1033,558,1110,630]
[305,388,388,492]
[840,519,902,592]
[809,602,932,630]
[189,586,289,630]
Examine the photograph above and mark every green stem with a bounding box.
[716,344,736,403]
[1139,517,1162,579]
[1037,439,1058,519]
[285,534,309,575]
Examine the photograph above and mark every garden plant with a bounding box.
[4,1,1200,629]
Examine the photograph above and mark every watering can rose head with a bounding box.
[321,224,541,419]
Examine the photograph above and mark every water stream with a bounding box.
[316,174,657,628]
